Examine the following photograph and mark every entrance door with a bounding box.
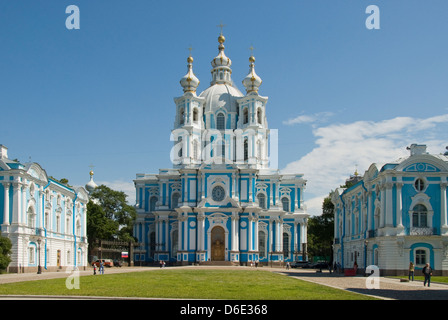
[211,226,225,261]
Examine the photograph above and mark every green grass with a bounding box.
[0,269,376,300]
[393,275,448,284]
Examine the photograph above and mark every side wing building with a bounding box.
[332,144,448,276]
[0,145,89,273]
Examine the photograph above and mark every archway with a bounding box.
[211,226,225,261]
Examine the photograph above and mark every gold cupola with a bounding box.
[180,53,200,94]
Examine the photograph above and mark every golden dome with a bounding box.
[187,56,193,63]
[249,55,255,63]
[218,35,225,44]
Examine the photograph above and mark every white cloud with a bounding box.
[283,112,334,126]
[282,114,448,216]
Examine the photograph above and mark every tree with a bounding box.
[0,236,12,271]
[87,185,137,248]
[307,197,334,262]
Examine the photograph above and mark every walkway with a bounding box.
[276,268,448,300]
[1,266,448,300]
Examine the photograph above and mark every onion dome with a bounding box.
[85,170,98,194]
[210,34,233,86]
[242,55,262,94]
[180,55,200,94]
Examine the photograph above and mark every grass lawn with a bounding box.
[393,275,448,284]
[0,269,376,300]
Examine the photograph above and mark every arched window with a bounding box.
[179,108,185,125]
[193,108,198,122]
[258,231,266,259]
[171,193,180,209]
[412,204,427,227]
[257,108,262,124]
[257,193,266,209]
[150,196,157,212]
[283,233,290,259]
[172,232,178,259]
[244,138,248,161]
[243,108,249,124]
[149,231,156,259]
[28,207,35,229]
[281,197,290,212]
[216,113,225,130]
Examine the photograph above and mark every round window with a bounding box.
[212,186,226,202]
[414,178,425,192]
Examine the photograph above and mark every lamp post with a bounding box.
[364,239,369,275]
[37,236,42,274]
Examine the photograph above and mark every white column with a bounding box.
[183,215,188,251]
[21,182,27,226]
[155,216,160,252]
[248,214,253,251]
[230,214,236,251]
[269,219,273,253]
[275,218,281,252]
[294,221,299,253]
[164,218,169,251]
[366,191,372,232]
[177,217,182,254]
[38,187,44,229]
[380,184,385,228]
[396,182,403,228]
[385,182,393,227]
[300,221,307,249]
[2,183,10,225]
[199,215,205,251]
[12,182,22,225]
[441,181,448,234]
[254,217,259,252]
[278,218,283,252]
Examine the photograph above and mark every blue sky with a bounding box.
[1,0,448,215]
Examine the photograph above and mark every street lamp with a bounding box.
[37,237,42,274]
[364,239,369,275]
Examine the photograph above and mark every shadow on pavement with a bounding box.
[346,287,448,300]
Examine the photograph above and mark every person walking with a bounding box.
[422,263,433,287]
[408,262,414,281]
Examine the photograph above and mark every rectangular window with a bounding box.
[416,249,426,265]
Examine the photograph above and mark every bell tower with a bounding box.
[237,50,269,168]
[172,51,205,168]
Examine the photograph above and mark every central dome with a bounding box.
[199,83,243,114]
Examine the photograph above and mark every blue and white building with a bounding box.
[331,144,448,276]
[0,145,89,273]
[133,34,309,265]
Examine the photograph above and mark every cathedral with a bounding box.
[133,33,309,265]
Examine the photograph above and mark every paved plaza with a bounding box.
[0,266,447,300]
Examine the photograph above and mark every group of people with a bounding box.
[93,261,105,275]
[409,262,433,287]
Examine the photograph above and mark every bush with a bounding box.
[0,236,12,271]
